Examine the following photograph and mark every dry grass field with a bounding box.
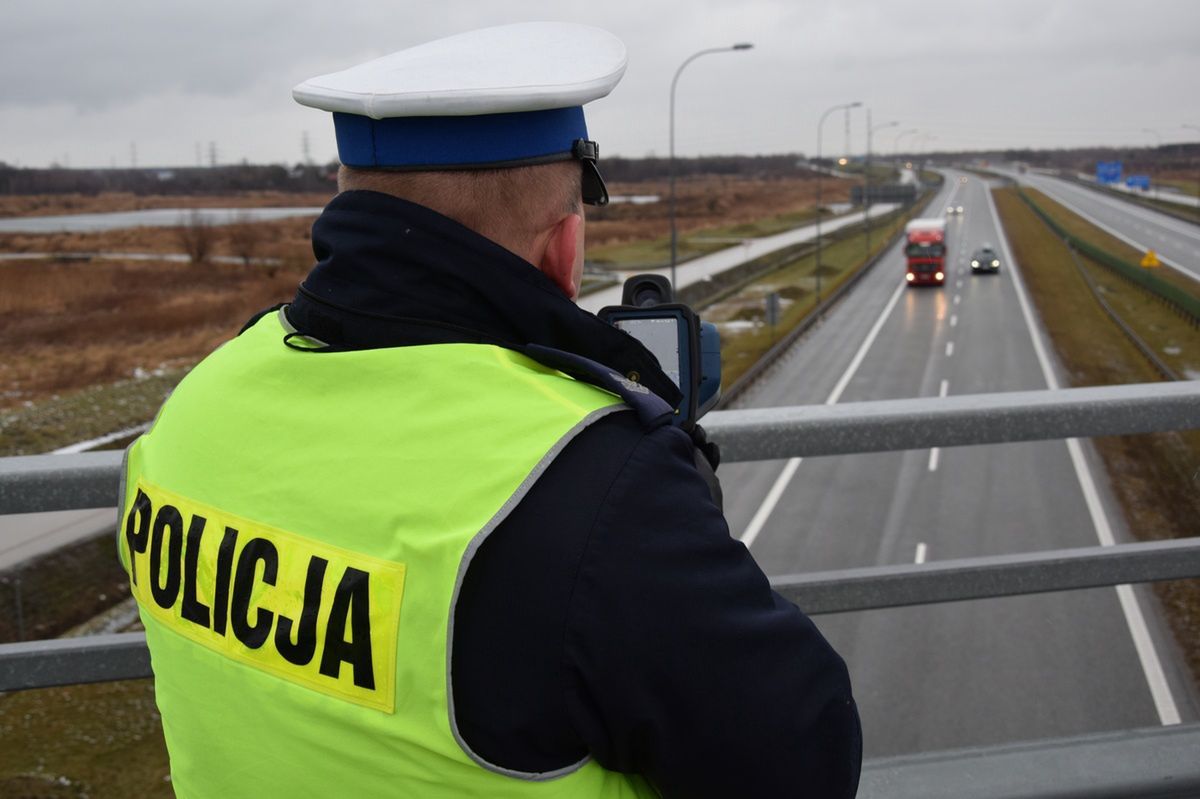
[587,174,843,249]
[0,212,320,411]
[0,174,851,413]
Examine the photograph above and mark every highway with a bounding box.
[4,173,1197,760]
[713,170,1199,757]
[1000,168,1200,281]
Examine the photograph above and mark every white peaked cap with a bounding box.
[293,22,627,119]
[291,21,624,202]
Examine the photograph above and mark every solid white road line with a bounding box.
[740,279,909,548]
[915,542,928,564]
[985,185,1182,726]
[740,457,803,550]
[1027,178,1195,280]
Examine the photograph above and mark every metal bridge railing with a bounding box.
[2,379,1199,797]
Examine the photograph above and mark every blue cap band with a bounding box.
[333,106,589,168]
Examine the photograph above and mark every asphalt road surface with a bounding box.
[1000,168,1200,282]
[714,170,1198,758]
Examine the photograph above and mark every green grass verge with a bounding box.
[1025,187,1200,303]
[1,537,172,798]
[704,212,910,388]
[0,371,185,457]
[1021,189,1199,378]
[993,185,1200,686]
[0,680,172,799]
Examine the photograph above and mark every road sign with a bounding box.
[765,291,781,326]
[1096,160,1123,185]
[1140,250,1161,268]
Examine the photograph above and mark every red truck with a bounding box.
[904,218,947,287]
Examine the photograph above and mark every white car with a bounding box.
[945,205,964,215]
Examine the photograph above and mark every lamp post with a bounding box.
[865,115,899,255]
[815,100,861,304]
[1183,124,1200,219]
[893,128,918,163]
[914,133,937,185]
[669,42,753,289]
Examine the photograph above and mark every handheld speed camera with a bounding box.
[598,275,721,428]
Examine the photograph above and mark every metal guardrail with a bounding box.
[4,381,1197,515]
[859,723,1200,798]
[706,380,1199,463]
[777,537,1200,615]
[1017,188,1200,325]
[2,379,1199,795]
[5,536,1199,692]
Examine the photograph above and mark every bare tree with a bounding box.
[176,209,215,264]
[226,211,266,267]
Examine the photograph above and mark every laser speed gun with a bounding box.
[598,274,721,429]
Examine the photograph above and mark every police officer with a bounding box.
[118,23,861,798]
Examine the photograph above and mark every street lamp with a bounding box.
[913,133,937,184]
[815,100,861,304]
[893,128,918,161]
[865,115,899,254]
[1182,124,1200,219]
[669,42,754,289]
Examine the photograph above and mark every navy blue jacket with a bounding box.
[281,190,861,798]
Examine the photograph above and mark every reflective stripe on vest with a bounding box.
[119,311,658,798]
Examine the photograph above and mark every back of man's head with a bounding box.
[337,162,582,261]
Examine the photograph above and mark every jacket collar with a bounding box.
[288,190,682,407]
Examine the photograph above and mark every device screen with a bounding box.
[616,317,682,387]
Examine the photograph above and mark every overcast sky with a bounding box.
[3,0,1198,169]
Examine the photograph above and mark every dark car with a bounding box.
[970,245,1000,274]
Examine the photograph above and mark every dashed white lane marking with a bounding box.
[928,381,949,472]
[985,183,1182,726]
[950,314,958,328]
[740,279,909,549]
[915,542,928,564]
[945,341,955,357]
[956,279,963,288]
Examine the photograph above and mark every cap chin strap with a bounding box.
[573,139,609,207]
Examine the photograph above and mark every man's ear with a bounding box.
[538,213,582,299]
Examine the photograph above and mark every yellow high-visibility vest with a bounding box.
[119,310,657,798]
